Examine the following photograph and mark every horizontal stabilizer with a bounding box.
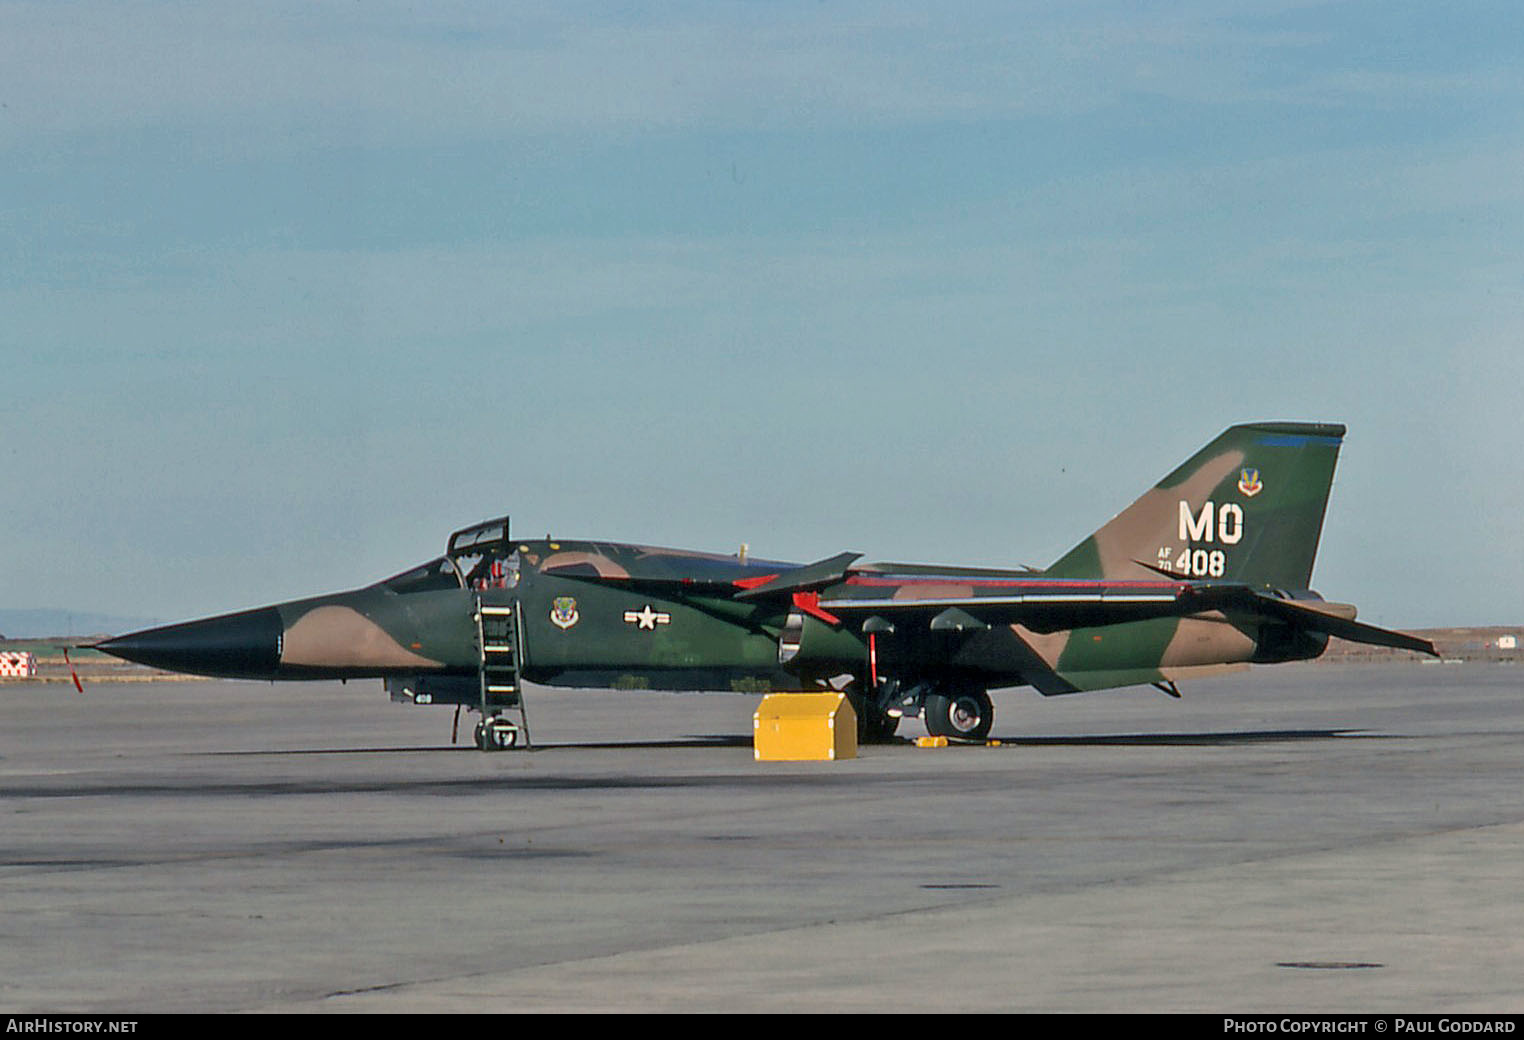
[1252,594,1437,656]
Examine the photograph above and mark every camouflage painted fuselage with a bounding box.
[96,422,1433,722]
[102,539,1326,696]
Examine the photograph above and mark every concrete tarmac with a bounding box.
[1,662,1521,1013]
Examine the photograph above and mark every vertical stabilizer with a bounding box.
[1044,422,1345,589]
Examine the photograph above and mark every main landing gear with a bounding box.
[850,680,995,744]
[922,687,994,742]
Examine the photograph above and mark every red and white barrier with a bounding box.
[0,651,37,677]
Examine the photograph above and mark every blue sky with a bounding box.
[3,1,1520,629]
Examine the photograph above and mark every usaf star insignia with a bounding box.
[623,604,671,631]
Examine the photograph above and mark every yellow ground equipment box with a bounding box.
[753,693,857,761]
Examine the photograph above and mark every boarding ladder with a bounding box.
[475,596,531,749]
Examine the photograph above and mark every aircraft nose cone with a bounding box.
[95,606,283,679]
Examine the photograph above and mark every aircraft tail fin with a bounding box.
[1044,422,1346,589]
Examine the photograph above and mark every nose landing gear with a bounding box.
[473,715,521,751]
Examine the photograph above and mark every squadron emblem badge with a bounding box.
[1237,467,1263,498]
[550,597,580,630]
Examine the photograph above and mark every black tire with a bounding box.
[860,709,901,743]
[476,718,519,751]
[924,687,993,741]
[844,683,901,744]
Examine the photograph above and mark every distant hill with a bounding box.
[0,610,161,640]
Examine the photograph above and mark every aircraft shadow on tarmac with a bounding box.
[207,728,1385,755]
[535,728,1385,750]
[995,728,1383,747]
[207,735,753,755]
[4,731,1397,802]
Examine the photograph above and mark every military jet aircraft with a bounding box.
[95,422,1435,749]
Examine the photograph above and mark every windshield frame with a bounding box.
[374,556,466,595]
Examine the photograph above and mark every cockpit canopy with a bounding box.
[374,515,519,595]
